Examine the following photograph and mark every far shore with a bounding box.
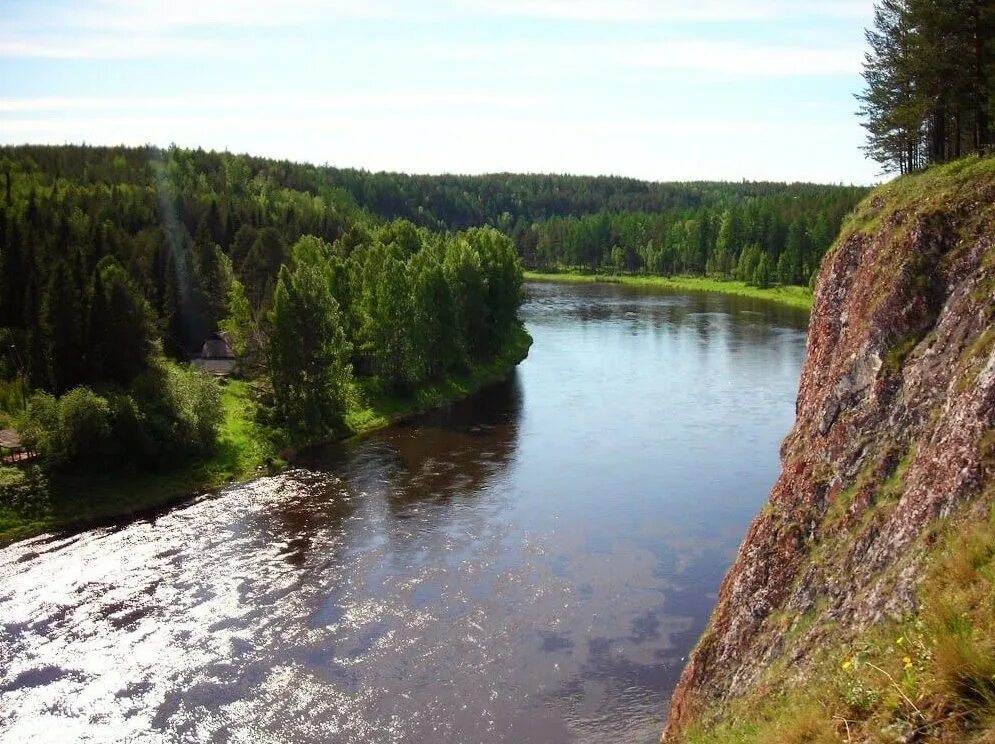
[524,271,813,311]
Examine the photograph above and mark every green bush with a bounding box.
[107,392,156,462]
[18,391,59,457]
[19,387,113,469]
[0,377,28,416]
[16,360,223,472]
[129,360,222,461]
[0,466,50,518]
[56,387,114,465]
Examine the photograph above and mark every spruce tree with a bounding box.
[40,261,83,393]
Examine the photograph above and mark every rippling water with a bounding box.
[0,282,809,743]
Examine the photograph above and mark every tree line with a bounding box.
[313,168,865,287]
[517,187,863,287]
[859,0,995,173]
[2,146,866,294]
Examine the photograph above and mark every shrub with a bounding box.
[20,387,114,470]
[18,391,59,458]
[0,466,50,518]
[0,377,28,416]
[130,360,222,461]
[17,361,223,471]
[54,387,113,466]
[106,392,155,463]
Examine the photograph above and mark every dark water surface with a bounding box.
[0,282,809,743]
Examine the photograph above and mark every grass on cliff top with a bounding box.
[842,155,995,240]
[681,505,995,744]
[0,328,533,545]
[524,271,813,310]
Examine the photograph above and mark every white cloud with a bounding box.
[629,41,862,76]
[11,0,873,35]
[0,0,405,58]
[0,35,215,59]
[459,0,873,22]
[18,0,401,34]
[412,38,860,77]
[0,92,542,113]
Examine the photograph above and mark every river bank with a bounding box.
[0,326,533,546]
[524,271,813,310]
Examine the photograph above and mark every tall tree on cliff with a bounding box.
[858,0,923,174]
[859,0,995,173]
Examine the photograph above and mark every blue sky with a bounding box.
[0,0,879,184]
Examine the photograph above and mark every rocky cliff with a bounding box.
[664,158,995,743]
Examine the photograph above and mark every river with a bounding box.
[0,282,809,743]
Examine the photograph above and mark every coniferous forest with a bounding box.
[0,143,863,511]
[858,0,995,173]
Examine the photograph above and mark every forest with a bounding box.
[0,144,523,505]
[309,167,865,287]
[859,0,995,173]
[0,143,863,505]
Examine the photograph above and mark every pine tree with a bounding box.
[100,260,154,386]
[859,0,995,172]
[40,261,83,393]
[753,253,772,290]
[86,268,110,382]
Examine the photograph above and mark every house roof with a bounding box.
[201,337,235,360]
[0,429,21,448]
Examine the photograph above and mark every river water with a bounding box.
[0,282,808,743]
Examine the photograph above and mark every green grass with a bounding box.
[524,271,814,310]
[680,507,995,744]
[841,154,995,242]
[0,330,533,546]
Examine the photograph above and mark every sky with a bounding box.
[0,0,879,184]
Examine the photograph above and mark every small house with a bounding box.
[0,428,27,464]
[193,332,237,376]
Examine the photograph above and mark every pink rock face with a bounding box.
[663,204,995,741]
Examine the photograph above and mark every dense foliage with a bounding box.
[0,144,527,459]
[859,0,995,173]
[262,226,522,442]
[315,169,865,285]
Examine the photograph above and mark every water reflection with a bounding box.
[0,282,807,744]
[303,373,523,513]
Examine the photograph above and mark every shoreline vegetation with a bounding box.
[0,325,532,547]
[524,271,814,311]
